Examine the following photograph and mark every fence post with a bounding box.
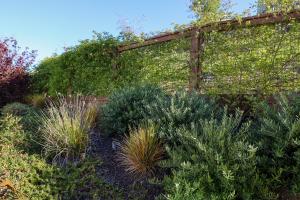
[189,29,204,90]
[112,47,119,80]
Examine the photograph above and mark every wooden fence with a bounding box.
[117,10,300,90]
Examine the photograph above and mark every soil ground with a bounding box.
[88,130,164,200]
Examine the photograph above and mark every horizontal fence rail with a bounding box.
[118,10,300,53]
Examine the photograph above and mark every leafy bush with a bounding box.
[147,90,218,143]
[0,38,36,107]
[32,32,119,96]
[32,32,189,96]
[1,103,41,152]
[1,102,40,131]
[162,111,268,199]
[118,123,165,178]
[213,94,265,119]
[101,84,166,137]
[1,102,35,117]
[0,115,27,150]
[254,93,300,195]
[40,95,98,163]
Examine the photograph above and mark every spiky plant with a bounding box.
[40,95,99,163]
[118,123,165,178]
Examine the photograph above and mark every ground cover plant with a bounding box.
[2,91,300,199]
[1,102,40,130]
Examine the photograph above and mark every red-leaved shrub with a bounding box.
[0,38,36,107]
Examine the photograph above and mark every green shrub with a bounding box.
[0,115,27,150]
[213,94,264,119]
[40,95,98,163]
[101,84,166,137]
[1,102,34,117]
[118,123,165,178]
[162,110,269,199]
[0,105,41,153]
[146,90,218,143]
[254,93,300,195]
[31,32,119,96]
[1,102,40,132]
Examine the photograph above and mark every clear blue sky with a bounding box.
[0,0,255,62]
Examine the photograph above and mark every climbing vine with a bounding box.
[202,21,300,94]
[32,33,190,96]
[32,1,300,96]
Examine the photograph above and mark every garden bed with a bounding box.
[1,86,300,199]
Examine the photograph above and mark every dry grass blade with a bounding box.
[118,124,165,178]
[40,95,99,164]
[0,179,15,191]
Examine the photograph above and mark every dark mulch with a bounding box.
[88,130,164,200]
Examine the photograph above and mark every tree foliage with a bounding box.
[259,0,300,13]
[190,0,235,25]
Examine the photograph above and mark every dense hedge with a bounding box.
[31,33,119,96]
[32,32,190,96]
[31,22,300,98]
